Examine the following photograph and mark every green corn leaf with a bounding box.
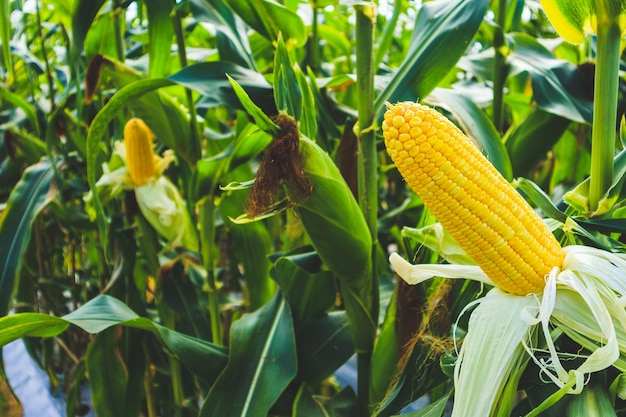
[71,0,107,60]
[295,65,317,140]
[565,380,617,417]
[87,329,127,417]
[189,0,256,69]
[375,0,489,116]
[540,0,626,44]
[2,128,46,165]
[0,159,56,316]
[64,295,224,381]
[296,137,374,351]
[168,61,274,112]
[0,85,40,136]
[270,250,336,327]
[370,291,399,407]
[83,10,118,58]
[199,292,297,417]
[461,33,593,124]
[191,113,272,202]
[223,0,306,47]
[324,388,360,415]
[505,107,571,176]
[160,267,213,341]
[563,149,626,215]
[0,295,229,385]
[514,178,568,223]
[1,0,13,84]
[220,182,275,310]
[146,0,175,78]
[390,388,452,417]
[0,313,69,343]
[295,312,354,385]
[297,137,371,281]
[317,24,351,57]
[292,385,328,417]
[551,129,591,205]
[227,75,280,134]
[273,33,301,118]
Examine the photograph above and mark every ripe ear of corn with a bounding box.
[383,102,564,295]
[124,118,157,187]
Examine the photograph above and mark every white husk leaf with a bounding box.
[452,289,537,417]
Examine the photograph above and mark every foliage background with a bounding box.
[0,0,624,416]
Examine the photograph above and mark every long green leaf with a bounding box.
[189,0,256,69]
[168,61,274,112]
[296,312,354,385]
[505,107,571,175]
[227,75,280,134]
[0,159,56,316]
[146,0,175,78]
[0,313,69,344]
[507,33,592,124]
[374,0,489,116]
[0,295,228,385]
[1,0,13,84]
[219,183,275,310]
[296,137,375,352]
[271,251,336,327]
[390,388,452,417]
[87,329,127,417]
[0,85,40,136]
[273,33,301,118]
[223,0,306,46]
[460,33,593,123]
[71,0,107,60]
[200,292,297,417]
[292,385,328,417]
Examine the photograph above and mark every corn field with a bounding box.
[1,0,626,416]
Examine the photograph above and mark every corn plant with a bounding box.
[1,0,625,416]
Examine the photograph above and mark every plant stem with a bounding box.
[35,0,55,109]
[354,4,377,242]
[308,1,320,73]
[113,0,125,61]
[162,309,184,417]
[199,197,223,345]
[1,0,14,85]
[143,343,157,417]
[492,0,507,133]
[171,5,201,161]
[355,4,377,414]
[588,15,621,210]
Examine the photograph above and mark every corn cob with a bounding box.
[383,101,564,295]
[124,118,157,186]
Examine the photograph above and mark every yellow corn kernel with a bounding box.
[383,102,564,295]
[124,118,157,186]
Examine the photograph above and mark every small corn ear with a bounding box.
[383,102,564,295]
[124,118,157,187]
